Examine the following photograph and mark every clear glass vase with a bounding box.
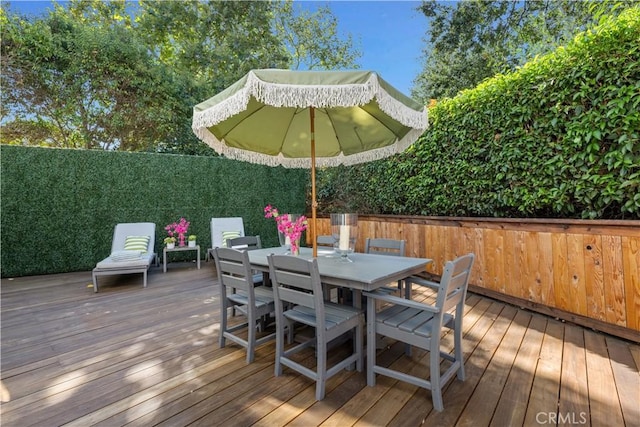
[330,213,358,262]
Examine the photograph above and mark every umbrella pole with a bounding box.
[310,107,318,258]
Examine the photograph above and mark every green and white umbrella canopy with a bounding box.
[192,69,428,168]
[192,69,428,256]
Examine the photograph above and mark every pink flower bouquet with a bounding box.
[264,205,308,254]
[165,217,190,247]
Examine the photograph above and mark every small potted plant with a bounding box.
[164,236,176,249]
[188,235,197,247]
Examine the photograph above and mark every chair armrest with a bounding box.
[364,290,441,314]
[405,275,441,290]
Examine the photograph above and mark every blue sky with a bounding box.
[301,1,428,95]
[5,0,428,96]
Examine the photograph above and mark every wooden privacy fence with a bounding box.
[311,215,640,342]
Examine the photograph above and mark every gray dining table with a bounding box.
[247,246,433,305]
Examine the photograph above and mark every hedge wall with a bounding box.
[3,9,638,277]
[316,6,640,219]
[1,146,307,277]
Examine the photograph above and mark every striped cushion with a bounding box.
[124,235,150,253]
[110,250,143,261]
[222,231,241,247]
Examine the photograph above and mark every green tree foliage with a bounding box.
[412,0,630,103]
[134,0,291,154]
[0,0,360,153]
[272,1,361,70]
[136,1,288,87]
[1,4,177,150]
[316,7,640,219]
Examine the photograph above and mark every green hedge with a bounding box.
[1,146,307,277]
[317,7,640,219]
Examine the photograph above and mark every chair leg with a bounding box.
[286,318,294,344]
[231,287,238,316]
[92,272,99,293]
[246,312,256,364]
[430,342,444,412]
[219,302,228,348]
[274,316,285,376]
[366,298,376,386]
[355,319,363,372]
[316,338,327,400]
[454,325,465,381]
[258,314,267,332]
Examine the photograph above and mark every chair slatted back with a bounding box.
[268,255,323,311]
[316,235,335,247]
[365,238,406,257]
[214,247,255,294]
[227,235,262,250]
[437,253,475,313]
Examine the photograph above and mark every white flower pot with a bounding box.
[188,240,196,247]
[167,243,175,249]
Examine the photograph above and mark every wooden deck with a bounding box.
[1,261,638,426]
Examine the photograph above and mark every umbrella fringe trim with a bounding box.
[249,71,376,109]
[374,80,429,130]
[192,87,251,130]
[193,71,428,131]
[193,127,424,169]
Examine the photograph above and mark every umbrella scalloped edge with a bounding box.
[192,70,428,132]
[193,126,425,169]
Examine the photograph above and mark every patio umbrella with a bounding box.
[192,69,428,257]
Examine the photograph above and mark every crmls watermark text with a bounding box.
[536,412,588,424]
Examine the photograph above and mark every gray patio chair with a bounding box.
[92,222,157,292]
[268,254,364,400]
[227,235,264,288]
[364,253,475,412]
[316,235,336,299]
[213,247,276,364]
[226,235,262,250]
[316,235,335,247]
[365,237,407,296]
[206,217,245,261]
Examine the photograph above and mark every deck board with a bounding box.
[457,309,533,426]
[1,263,638,426]
[523,320,565,426]
[584,330,624,427]
[489,314,546,427]
[558,324,590,423]
[607,335,640,425]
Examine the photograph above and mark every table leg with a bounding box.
[353,289,362,310]
[404,279,412,299]
[163,248,167,273]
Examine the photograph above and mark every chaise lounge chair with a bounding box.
[206,217,245,261]
[92,222,157,292]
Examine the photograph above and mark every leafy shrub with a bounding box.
[1,146,307,277]
[316,7,639,219]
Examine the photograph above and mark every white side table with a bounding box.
[163,245,201,273]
